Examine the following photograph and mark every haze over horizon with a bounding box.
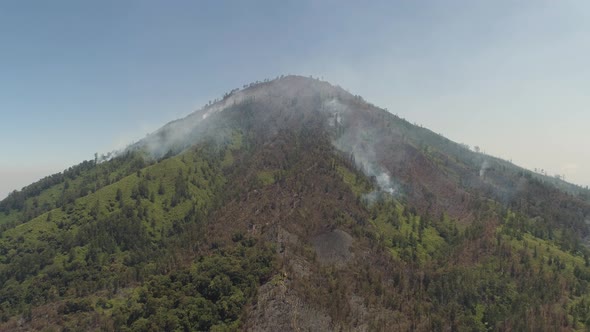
[1,0,589,199]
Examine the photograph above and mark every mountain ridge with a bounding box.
[3,75,587,203]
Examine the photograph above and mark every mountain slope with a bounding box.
[1,75,590,331]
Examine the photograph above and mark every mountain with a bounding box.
[1,75,590,331]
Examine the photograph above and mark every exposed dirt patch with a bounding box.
[311,229,354,267]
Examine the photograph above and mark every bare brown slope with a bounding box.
[198,122,406,330]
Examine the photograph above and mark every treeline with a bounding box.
[0,152,152,224]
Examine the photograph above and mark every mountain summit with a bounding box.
[1,75,590,331]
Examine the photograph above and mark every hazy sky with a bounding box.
[1,0,589,199]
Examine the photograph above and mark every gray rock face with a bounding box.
[246,280,336,332]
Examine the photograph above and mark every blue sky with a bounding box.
[1,0,589,198]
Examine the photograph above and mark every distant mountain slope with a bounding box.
[1,75,590,331]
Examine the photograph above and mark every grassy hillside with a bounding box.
[0,141,238,329]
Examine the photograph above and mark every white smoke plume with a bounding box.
[376,172,396,195]
[121,77,400,203]
[125,85,259,159]
[480,160,490,178]
[323,98,399,200]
